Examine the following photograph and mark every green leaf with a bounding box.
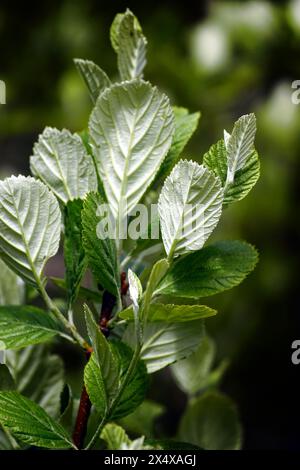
[89,80,174,222]
[119,400,165,437]
[84,305,120,406]
[158,160,223,259]
[226,113,256,186]
[179,391,241,450]
[156,107,200,182]
[0,306,62,350]
[30,127,97,204]
[0,391,74,449]
[74,58,111,103]
[203,139,260,205]
[82,192,119,296]
[117,10,147,80]
[85,341,148,420]
[0,365,15,391]
[171,336,216,395]
[124,319,205,373]
[64,199,86,306]
[101,423,130,450]
[0,176,61,286]
[110,12,125,53]
[51,276,102,302]
[143,259,169,311]
[0,259,24,305]
[6,345,64,419]
[120,303,216,322]
[155,240,258,298]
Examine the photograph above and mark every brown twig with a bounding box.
[72,273,128,449]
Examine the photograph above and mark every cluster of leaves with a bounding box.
[0,10,259,450]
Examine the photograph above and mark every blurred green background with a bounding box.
[1,0,300,449]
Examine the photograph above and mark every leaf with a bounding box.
[124,319,205,373]
[74,58,111,103]
[51,276,102,302]
[226,113,257,185]
[82,192,119,296]
[64,199,86,305]
[156,107,201,182]
[110,12,125,53]
[158,160,223,259]
[101,423,130,450]
[0,391,74,449]
[89,80,174,221]
[117,10,147,80]
[171,336,216,395]
[128,269,142,311]
[203,139,260,205]
[6,344,64,419]
[0,365,15,391]
[119,400,165,437]
[0,176,61,286]
[85,341,148,420]
[0,259,24,306]
[120,303,216,322]
[0,306,62,350]
[143,259,169,311]
[155,240,258,298]
[30,127,97,204]
[179,391,241,450]
[84,305,120,406]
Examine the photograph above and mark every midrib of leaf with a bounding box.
[42,139,73,200]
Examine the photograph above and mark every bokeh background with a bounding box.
[1,0,300,449]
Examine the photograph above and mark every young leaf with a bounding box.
[158,160,223,259]
[84,305,120,403]
[156,107,201,182]
[155,240,258,298]
[128,269,143,311]
[226,113,257,185]
[64,199,86,306]
[179,391,241,450]
[203,139,260,205]
[120,303,216,322]
[0,391,74,449]
[84,341,148,420]
[145,439,201,450]
[82,192,120,297]
[30,127,97,204]
[171,336,216,395]
[6,345,65,419]
[0,176,61,286]
[89,80,174,221]
[0,306,62,350]
[110,12,124,52]
[0,365,15,391]
[117,10,147,80]
[0,259,24,306]
[124,319,205,373]
[101,423,131,450]
[74,58,111,103]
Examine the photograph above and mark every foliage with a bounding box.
[0,9,259,450]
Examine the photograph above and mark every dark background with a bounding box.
[0,0,300,449]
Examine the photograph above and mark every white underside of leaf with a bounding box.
[226,113,256,185]
[158,160,223,258]
[30,127,97,204]
[0,176,61,286]
[89,79,174,221]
